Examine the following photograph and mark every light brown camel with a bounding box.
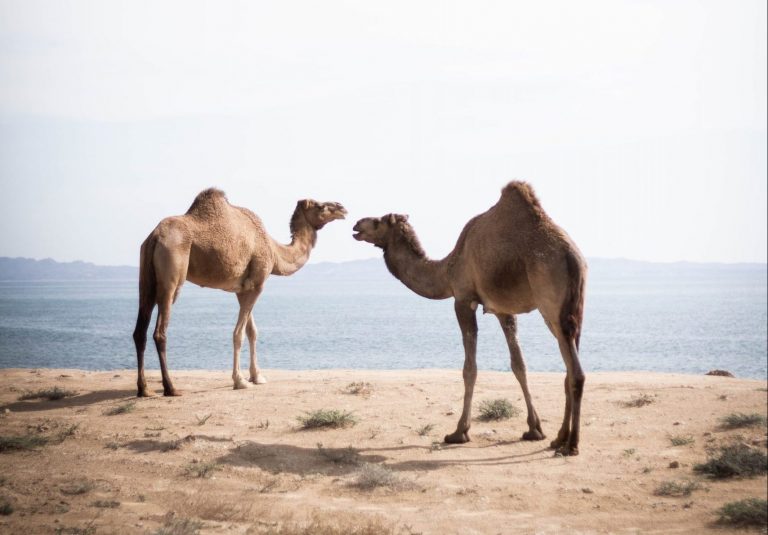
[132,188,346,397]
[353,181,587,455]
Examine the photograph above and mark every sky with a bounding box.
[0,0,765,266]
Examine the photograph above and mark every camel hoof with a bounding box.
[234,380,252,390]
[555,445,579,457]
[163,389,182,397]
[522,430,546,441]
[251,375,267,385]
[444,431,471,444]
[137,389,154,398]
[550,436,568,450]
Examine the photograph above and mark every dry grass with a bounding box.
[195,413,212,426]
[477,399,519,421]
[184,461,221,479]
[416,424,435,436]
[18,386,78,401]
[91,500,120,508]
[171,494,257,522]
[105,402,136,416]
[668,434,695,447]
[153,517,204,535]
[60,480,94,495]
[344,382,373,397]
[297,409,357,430]
[247,510,397,535]
[653,480,703,497]
[316,443,361,465]
[621,394,655,408]
[351,463,414,491]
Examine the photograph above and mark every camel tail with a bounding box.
[133,232,158,351]
[560,251,586,350]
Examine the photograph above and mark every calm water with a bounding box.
[0,262,766,379]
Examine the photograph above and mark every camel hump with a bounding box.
[499,181,548,219]
[186,188,229,216]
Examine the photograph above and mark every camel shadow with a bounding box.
[214,439,552,478]
[1,389,136,413]
[216,440,388,477]
[122,434,234,454]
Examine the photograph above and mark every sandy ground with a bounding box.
[0,368,765,534]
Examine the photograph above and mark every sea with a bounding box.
[0,259,766,380]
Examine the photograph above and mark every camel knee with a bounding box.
[153,330,166,351]
[246,323,258,340]
[572,372,585,399]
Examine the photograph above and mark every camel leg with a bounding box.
[550,374,572,450]
[246,313,267,384]
[497,314,545,441]
[153,289,181,397]
[133,305,154,397]
[445,300,478,444]
[552,336,585,456]
[232,290,260,390]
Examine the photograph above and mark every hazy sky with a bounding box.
[0,0,765,266]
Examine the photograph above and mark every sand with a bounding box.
[0,368,765,534]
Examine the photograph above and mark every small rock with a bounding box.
[669,461,680,469]
[3,408,10,414]
[673,421,681,426]
[582,487,594,494]
[706,369,735,378]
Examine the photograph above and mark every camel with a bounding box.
[353,181,587,455]
[132,188,346,397]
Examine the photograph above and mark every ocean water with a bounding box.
[0,262,766,379]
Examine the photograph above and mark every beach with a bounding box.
[0,368,765,534]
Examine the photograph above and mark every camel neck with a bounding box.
[383,230,452,300]
[271,213,317,276]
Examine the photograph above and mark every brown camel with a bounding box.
[132,188,346,397]
[353,182,587,455]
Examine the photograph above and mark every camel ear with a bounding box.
[300,199,315,209]
[400,214,409,222]
[386,214,397,226]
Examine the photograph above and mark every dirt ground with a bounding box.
[0,368,765,534]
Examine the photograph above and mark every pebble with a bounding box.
[668,461,680,469]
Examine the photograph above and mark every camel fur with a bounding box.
[353,181,587,455]
[133,188,346,396]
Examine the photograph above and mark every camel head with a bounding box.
[297,199,347,229]
[353,213,409,248]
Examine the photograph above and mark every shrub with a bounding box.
[297,410,357,430]
[0,434,48,452]
[653,480,702,497]
[477,399,519,421]
[717,498,768,527]
[719,412,767,430]
[18,387,78,401]
[694,444,767,478]
[668,434,694,446]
